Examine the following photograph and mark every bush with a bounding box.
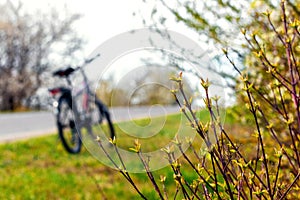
[95,1,300,199]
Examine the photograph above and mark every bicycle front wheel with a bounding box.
[87,98,115,140]
[57,97,82,154]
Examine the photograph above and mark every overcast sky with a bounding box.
[0,0,230,105]
[10,0,158,55]
[12,0,205,55]
[0,0,210,58]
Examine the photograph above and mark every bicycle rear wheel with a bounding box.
[57,97,82,154]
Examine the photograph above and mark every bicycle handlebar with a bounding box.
[83,54,100,65]
[73,53,100,71]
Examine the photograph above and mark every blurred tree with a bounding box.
[144,0,300,133]
[146,1,291,60]
[96,66,194,107]
[126,67,176,106]
[0,1,84,111]
[96,78,128,107]
[144,0,299,86]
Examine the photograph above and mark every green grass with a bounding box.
[0,112,192,199]
[0,109,238,199]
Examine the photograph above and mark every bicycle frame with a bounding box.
[72,69,91,114]
[49,54,100,127]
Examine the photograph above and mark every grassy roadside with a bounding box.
[0,113,186,199]
[0,110,240,199]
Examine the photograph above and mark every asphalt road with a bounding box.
[0,105,179,142]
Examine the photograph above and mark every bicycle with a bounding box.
[48,54,115,154]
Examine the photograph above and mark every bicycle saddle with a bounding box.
[53,67,75,77]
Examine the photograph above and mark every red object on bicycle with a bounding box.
[48,88,61,96]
